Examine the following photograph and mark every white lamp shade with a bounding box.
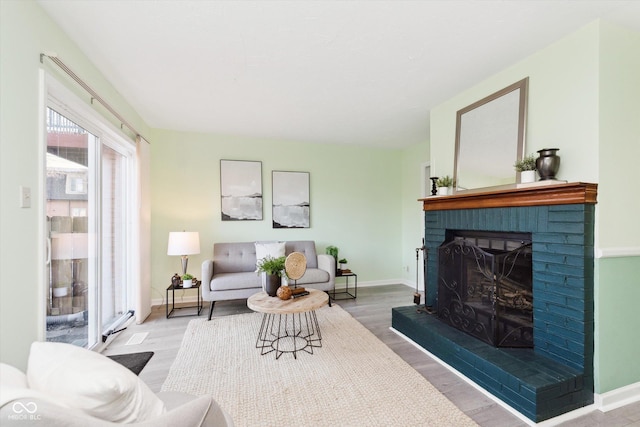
[167,231,200,256]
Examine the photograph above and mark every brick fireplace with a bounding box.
[392,182,597,422]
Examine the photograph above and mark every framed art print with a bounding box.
[272,171,310,228]
[220,160,263,221]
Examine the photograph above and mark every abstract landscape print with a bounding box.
[220,160,263,221]
[272,171,309,228]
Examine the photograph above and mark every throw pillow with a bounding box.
[255,241,286,270]
[27,342,166,423]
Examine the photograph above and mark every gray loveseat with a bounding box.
[201,241,335,320]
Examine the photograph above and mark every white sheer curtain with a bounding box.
[135,136,152,323]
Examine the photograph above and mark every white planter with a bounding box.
[437,187,449,196]
[182,279,193,288]
[520,170,536,183]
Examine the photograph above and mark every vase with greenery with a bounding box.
[514,154,537,183]
[338,258,348,270]
[436,175,453,195]
[256,256,286,296]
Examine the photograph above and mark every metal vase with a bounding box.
[536,148,560,180]
[265,274,280,297]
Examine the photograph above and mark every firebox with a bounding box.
[438,230,533,348]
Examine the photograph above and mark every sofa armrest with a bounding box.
[317,254,336,287]
[201,260,214,301]
[0,395,233,427]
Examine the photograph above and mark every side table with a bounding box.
[330,271,357,300]
[166,281,203,318]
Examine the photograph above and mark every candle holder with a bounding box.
[429,177,439,196]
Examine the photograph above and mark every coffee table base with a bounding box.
[255,311,323,359]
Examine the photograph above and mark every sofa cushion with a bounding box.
[213,242,258,274]
[285,241,318,268]
[211,271,262,291]
[27,342,166,423]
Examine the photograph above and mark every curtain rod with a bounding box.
[40,53,150,144]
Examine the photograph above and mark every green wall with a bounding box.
[429,20,640,393]
[148,129,407,302]
[400,141,430,286]
[595,22,640,393]
[0,0,150,370]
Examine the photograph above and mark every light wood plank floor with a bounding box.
[104,284,640,426]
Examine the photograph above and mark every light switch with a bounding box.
[19,186,31,208]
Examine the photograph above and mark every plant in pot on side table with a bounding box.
[181,273,194,288]
[256,256,286,297]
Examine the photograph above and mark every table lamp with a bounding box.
[167,231,200,276]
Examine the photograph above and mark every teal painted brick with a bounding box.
[535,252,585,268]
[547,221,585,234]
[536,290,567,306]
[539,301,584,320]
[537,207,550,232]
[549,204,585,212]
[535,243,587,257]
[538,274,586,290]
[534,233,586,245]
[534,261,585,277]
[541,283,585,300]
[548,210,587,223]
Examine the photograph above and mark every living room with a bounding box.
[1,1,639,425]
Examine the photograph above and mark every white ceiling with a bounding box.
[37,0,640,148]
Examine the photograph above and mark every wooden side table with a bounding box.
[247,288,328,359]
[166,281,203,318]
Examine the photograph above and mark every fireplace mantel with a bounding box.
[420,182,597,211]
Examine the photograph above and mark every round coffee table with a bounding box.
[247,288,329,359]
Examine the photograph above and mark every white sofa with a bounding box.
[201,240,335,320]
[0,342,233,426]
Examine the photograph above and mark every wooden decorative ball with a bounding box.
[276,286,292,300]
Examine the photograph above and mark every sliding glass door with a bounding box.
[100,144,131,337]
[45,101,134,349]
[46,107,95,347]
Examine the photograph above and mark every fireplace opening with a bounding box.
[438,230,533,348]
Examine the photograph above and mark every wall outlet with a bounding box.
[404,265,410,272]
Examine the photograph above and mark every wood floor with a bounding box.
[104,284,640,427]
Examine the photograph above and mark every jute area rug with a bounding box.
[161,305,478,427]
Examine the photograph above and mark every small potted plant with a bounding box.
[256,256,286,296]
[514,154,537,183]
[436,175,453,195]
[338,258,348,271]
[181,273,194,288]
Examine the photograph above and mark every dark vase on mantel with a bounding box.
[536,148,560,180]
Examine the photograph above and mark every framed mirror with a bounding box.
[453,77,528,192]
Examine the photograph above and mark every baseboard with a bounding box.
[595,382,640,412]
